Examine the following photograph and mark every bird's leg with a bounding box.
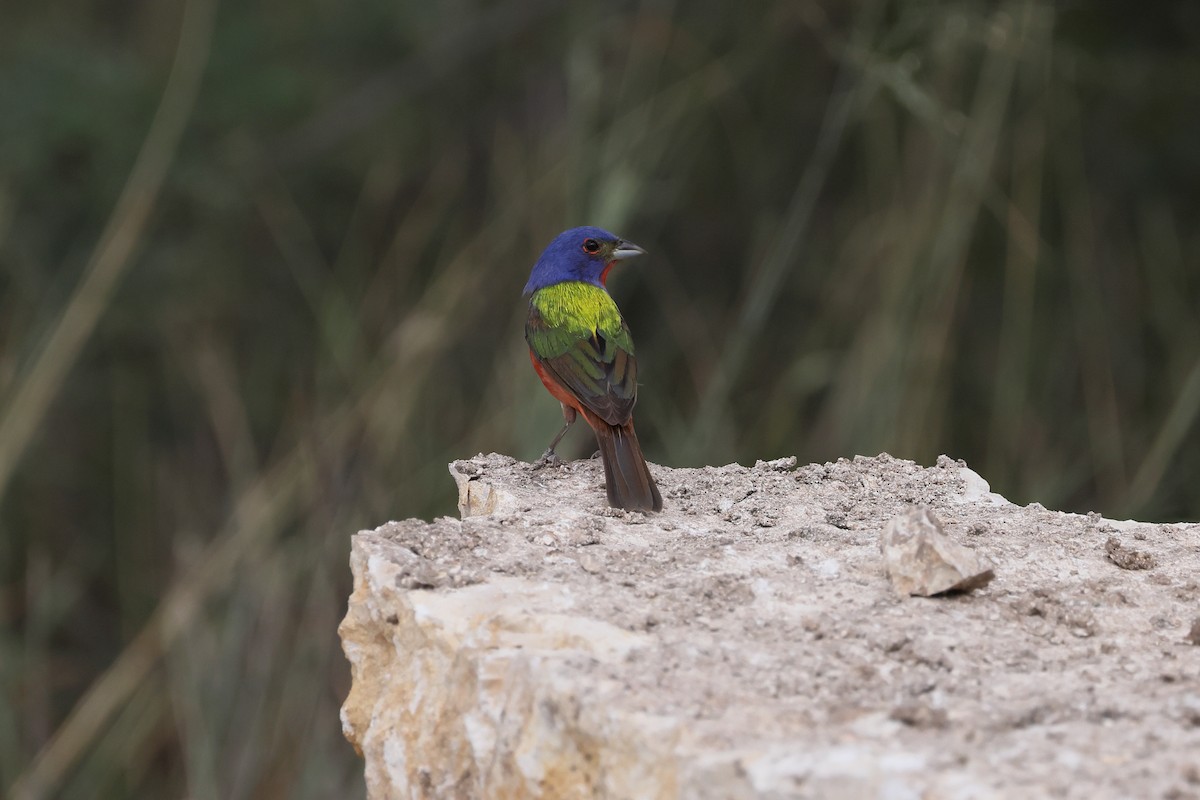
[534,405,576,468]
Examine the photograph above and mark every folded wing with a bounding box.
[526,304,638,426]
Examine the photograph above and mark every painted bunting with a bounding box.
[524,226,663,512]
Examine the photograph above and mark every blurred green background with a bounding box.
[2,0,1198,796]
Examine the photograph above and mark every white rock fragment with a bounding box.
[955,464,1012,505]
[881,506,995,596]
[450,457,520,517]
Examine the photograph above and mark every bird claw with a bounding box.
[533,450,564,469]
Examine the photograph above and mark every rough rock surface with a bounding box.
[880,506,995,596]
[339,453,1200,799]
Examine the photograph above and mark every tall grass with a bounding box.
[1,0,1198,796]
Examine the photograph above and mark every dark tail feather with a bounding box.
[594,421,663,512]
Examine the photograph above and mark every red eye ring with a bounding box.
[582,238,601,254]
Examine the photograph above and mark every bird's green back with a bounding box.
[527,282,634,357]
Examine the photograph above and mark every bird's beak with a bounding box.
[611,240,647,260]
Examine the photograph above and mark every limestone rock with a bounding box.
[340,453,1200,799]
[880,506,995,596]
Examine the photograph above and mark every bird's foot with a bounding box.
[533,449,564,469]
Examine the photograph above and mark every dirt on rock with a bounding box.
[344,452,1200,799]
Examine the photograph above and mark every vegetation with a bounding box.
[1,0,1197,796]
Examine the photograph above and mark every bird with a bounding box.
[523,226,663,512]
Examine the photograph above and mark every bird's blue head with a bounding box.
[523,226,647,295]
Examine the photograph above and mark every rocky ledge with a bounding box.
[338,453,1200,799]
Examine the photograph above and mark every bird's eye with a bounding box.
[582,238,601,254]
